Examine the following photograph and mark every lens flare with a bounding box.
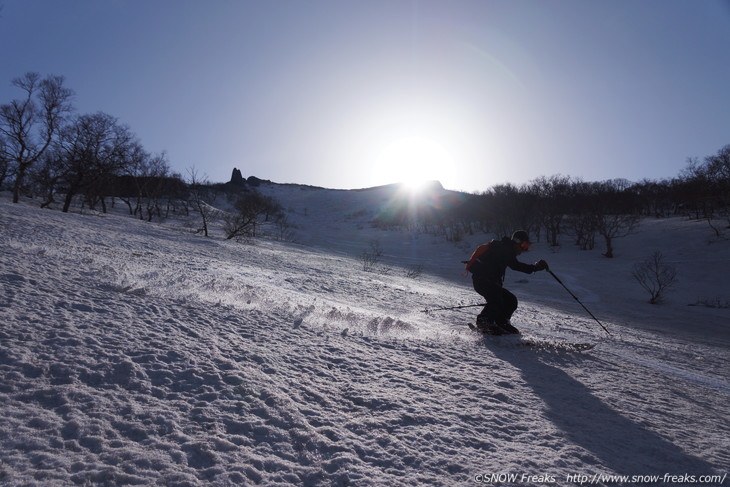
[374,135,453,190]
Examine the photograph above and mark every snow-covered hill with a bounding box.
[1,185,728,486]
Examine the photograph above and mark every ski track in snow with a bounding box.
[1,189,729,486]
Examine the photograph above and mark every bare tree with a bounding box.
[478,183,538,240]
[563,180,600,250]
[632,251,678,304]
[592,180,641,258]
[360,239,384,272]
[186,167,216,237]
[140,154,176,221]
[564,212,598,250]
[0,136,10,189]
[55,112,140,213]
[117,151,175,221]
[0,73,74,203]
[708,145,730,233]
[223,191,283,239]
[596,213,641,258]
[685,145,730,236]
[530,175,574,247]
[35,147,65,208]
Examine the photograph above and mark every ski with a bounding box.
[518,340,596,352]
[467,323,596,351]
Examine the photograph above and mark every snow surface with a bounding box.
[1,184,728,486]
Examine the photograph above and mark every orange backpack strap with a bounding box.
[463,242,491,275]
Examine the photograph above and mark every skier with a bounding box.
[464,230,548,335]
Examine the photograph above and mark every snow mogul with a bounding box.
[463,230,548,335]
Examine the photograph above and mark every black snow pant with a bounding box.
[472,279,518,326]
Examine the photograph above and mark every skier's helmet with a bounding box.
[512,230,531,250]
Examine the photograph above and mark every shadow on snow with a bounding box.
[488,345,719,477]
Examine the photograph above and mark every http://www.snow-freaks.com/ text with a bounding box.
[473,472,727,485]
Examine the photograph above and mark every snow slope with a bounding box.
[0,185,728,486]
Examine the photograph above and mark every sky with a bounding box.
[1,0,729,193]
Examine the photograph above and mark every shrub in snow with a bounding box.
[360,239,383,272]
[690,296,730,309]
[224,191,283,240]
[404,264,423,279]
[631,251,678,304]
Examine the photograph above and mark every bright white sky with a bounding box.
[1,0,729,192]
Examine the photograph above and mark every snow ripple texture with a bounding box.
[1,191,728,486]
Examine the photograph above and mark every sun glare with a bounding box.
[374,136,453,190]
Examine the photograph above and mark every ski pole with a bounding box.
[547,268,611,336]
[421,303,485,313]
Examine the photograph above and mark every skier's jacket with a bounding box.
[465,237,538,286]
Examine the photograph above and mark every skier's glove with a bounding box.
[534,260,548,271]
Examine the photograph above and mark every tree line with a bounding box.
[0,72,180,216]
[3,72,727,249]
[0,72,283,237]
[374,144,730,256]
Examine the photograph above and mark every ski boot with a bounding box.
[497,321,521,335]
[473,318,509,335]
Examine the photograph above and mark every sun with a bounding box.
[373,135,453,190]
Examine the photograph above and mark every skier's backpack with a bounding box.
[463,241,492,275]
